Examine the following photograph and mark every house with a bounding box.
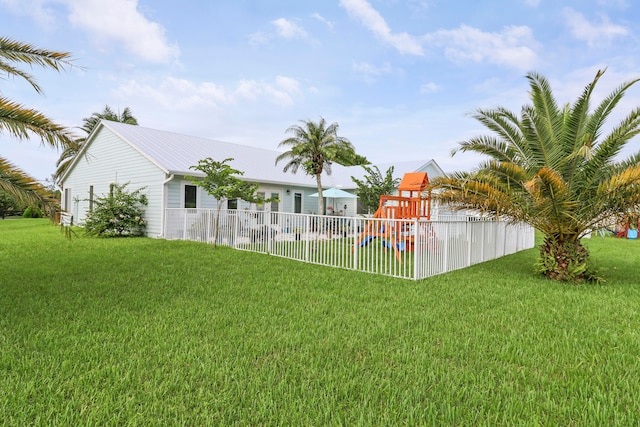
[59,121,446,237]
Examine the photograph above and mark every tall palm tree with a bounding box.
[430,70,640,282]
[0,36,76,209]
[54,105,138,181]
[276,118,360,215]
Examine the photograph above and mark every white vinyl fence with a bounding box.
[164,209,535,280]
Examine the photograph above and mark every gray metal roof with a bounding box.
[97,121,443,189]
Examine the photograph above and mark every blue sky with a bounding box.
[2,0,640,182]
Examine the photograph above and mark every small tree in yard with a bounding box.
[84,183,147,237]
[188,157,276,247]
[351,165,400,214]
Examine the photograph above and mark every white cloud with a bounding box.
[236,76,300,106]
[339,0,424,55]
[271,17,308,39]
[115,75,302,111]
[115,77,231,110]
[352,61,400,82]
[0,0,180,63]
[340,0,536,69]
[249,17,308,46]
[563,8,629,47]
[311,13,334,31]
[65,0,179,63]
[247,32,271,46]
[424,25,538,70]
[275,76,300,93]
[0,0,58,27]
[419,82,441,94]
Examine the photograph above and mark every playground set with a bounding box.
[615,213,639,239]
[356,172,434,260]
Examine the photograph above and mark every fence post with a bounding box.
[305,215,311,262]
[503,221,507,257]
[183,210,188,240]
[267,212,273,254]
[467,221,472,267]
[234,210,240,249]
[413,219,419,280]
[353,217,359,271]
[205,209,211,243]
[442,222,449,273]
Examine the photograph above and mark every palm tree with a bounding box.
[80,105,138,135]
[55,105,138,181]
[0,36,76,210]
[430,70,640,282]
[276,118,360,215]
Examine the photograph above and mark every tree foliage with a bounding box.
[276,117,365,214]
[0,36,76,208]
[351,165,400,214]
[80,105,138,135]
[430,70,640,282]
[84,183,147,237]
[188,157,275,247]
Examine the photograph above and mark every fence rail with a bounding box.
[164,209,535,280]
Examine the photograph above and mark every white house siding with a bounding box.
[61,127,166,237]
[166,179,183,209]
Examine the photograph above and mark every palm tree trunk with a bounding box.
[315,173,324,215]
[538,235,591,282]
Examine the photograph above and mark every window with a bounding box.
[294,193,302,214]
[89,185,94,212]
[270,193,279,212]
[184,185,197,208]
[227,198,238,210]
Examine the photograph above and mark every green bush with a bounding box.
[84,183,147,237]
[22,206,43,218]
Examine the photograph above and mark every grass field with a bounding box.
[1,219,640,425]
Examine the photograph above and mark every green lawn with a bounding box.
[2,219,640,425]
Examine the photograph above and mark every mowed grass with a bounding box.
[1,219,640,426]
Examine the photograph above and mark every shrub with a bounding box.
[84,183,147,237]
[23,206,43,218]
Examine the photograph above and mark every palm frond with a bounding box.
[0,157,54,208]
[0,36,74,94]
[0,96,77,148]
[577,106,640,192]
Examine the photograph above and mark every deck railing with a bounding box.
[164,209,535,280]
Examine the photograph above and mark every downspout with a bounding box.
[160,173,175,238]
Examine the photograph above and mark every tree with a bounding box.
[0,36,76,209]
[276,117,364,215]
[80,105,138,135]
[55,105,138,181]
[0,190,20,219]
[188,157,275,247]
[351,165,400,214]
[430,70,640,282]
